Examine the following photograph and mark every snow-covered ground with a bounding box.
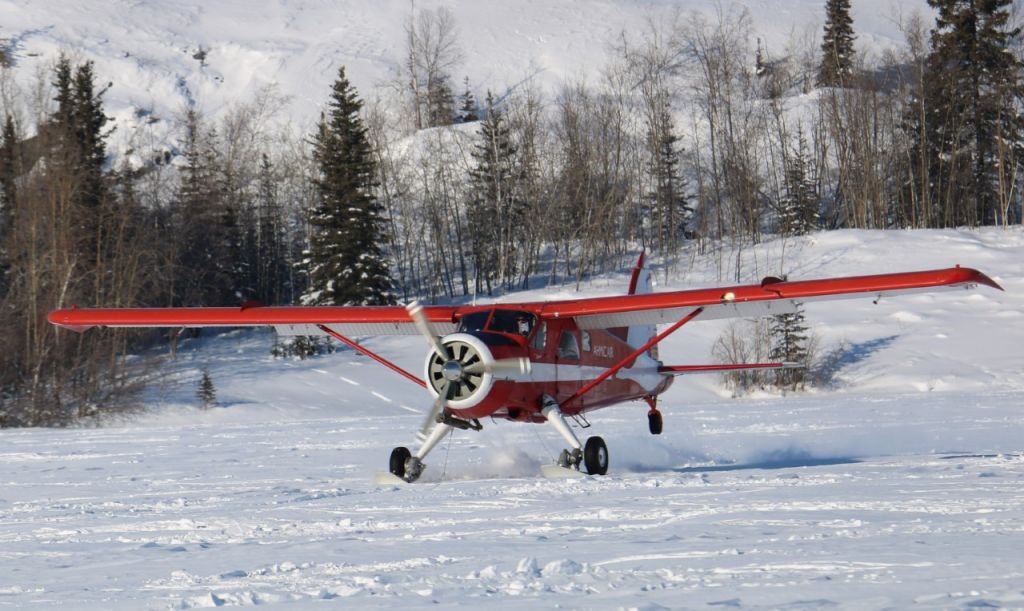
[2,228,1023,608]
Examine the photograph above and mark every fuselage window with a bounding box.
[581,330,591,352]
[558,331,580,361]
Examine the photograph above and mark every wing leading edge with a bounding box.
[47,304,460,337]
[531,266,1002,330]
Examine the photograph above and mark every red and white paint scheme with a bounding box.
[49,257,1002,482]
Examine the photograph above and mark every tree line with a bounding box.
[1,1,1021,425]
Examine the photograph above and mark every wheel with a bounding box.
[584,436,609,475]
[648,410,663,435]
[389,446,411,478]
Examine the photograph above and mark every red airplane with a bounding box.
[48,257,1001,482]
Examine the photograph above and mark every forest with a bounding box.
[0,0,1021,426]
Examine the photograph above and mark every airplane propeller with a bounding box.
[406,301,530,440]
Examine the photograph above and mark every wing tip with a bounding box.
[957,266,1004,291]
[47,309,94,333]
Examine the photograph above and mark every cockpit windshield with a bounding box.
[457,311,490,333]
[489,310,536,337]
[456,309,537,338]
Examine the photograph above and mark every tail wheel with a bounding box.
[584,436,609,475]
[648,410,663,435]
[389,446,411,478]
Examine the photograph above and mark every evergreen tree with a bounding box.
[302,66,395,307]
[0,115,17,297]
[49,56,108,210]
[817,0,856,87]
[70,61,109,212]
[49,56,111,266]
[426,75,455,127]
[173,109,234,306]
[769,304,811,391]
[458,77,479,122]
[647,102,692,252]
[914,0,1024,226]
[197,368,216,409]
[254,153,289,305]
[51,55,75,135]
[778,130,819,235]
[467,91,522,294]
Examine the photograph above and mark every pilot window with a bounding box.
[558,331,580,361]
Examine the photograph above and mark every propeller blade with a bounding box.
[406,301,448,358]
[464,357,530,376]
[418,379,450,441]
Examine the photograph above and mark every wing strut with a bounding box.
[317,324,426,389]
[563,306,705,407]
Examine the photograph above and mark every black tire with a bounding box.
[648,411,663,435]
[584,436,609,475]
[389,447,411,478]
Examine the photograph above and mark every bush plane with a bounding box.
[49,257,1002,482]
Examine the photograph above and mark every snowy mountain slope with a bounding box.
[1,227,1022,608]
[2,0,933,157]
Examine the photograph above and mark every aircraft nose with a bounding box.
[442,359,464,382]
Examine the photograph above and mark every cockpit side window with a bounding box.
[558,331,580,361]
[531,322,547,351]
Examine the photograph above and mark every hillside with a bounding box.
[2,0,932,156]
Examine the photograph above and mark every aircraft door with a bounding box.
[555,327,582,401]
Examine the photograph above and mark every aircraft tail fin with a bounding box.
[625,252,658,353]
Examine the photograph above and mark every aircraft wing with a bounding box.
[49,267,1001,336]
[48,303,461,337]
[529,266,1002,330]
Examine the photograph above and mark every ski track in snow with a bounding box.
[2,227,1024,608]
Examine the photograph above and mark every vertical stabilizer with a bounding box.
[626,252,658,354]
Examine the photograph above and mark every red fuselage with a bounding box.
[429,308,672,423]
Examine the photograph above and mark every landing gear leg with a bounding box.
[541,395,609,475]
[542,396,583,470]
[389,421,454,483]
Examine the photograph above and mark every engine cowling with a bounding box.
[423,333,496,410]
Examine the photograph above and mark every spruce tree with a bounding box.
[817,0,856,87]
[647,103,692,252]
[71,61,108,212]
[916,0,1024,226]
[197,368,216,409]
[779,130,819,235]
[302,66,395,307]
[426,75,455,127]
[0,115,17,298]
[458,77,479,122]
[769,304,810,391]
[0,116,17,239]
[173,109,231,306]
[467,91,522,294]
[49,56,111,266]
[255,153,288,305]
